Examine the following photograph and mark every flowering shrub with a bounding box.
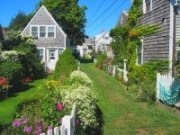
[61,84,98,129]
[9,72,98,134]
[0,76,9,91]
[69,70,93,87]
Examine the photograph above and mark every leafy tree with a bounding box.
[39,0,87,46]
[9,12,33,31]
[0,24,4,42]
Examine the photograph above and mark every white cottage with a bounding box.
[21,6,68,71]
[95,31,113,58]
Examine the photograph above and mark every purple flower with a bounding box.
[12,120,21,127]
[24,126,33,133]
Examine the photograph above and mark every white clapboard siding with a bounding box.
[40,103,76,135]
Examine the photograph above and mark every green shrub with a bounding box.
[15,42,45,79]
[54,48,78,81]
[128,60,169,102]
[0,60,23,88]
[68,70,93,87]
[96,53,106,66]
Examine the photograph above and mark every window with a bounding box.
[48,26,55,37]
[49,49,55,60]
[144,0,152,13]
[38,49,44,60]
[40,26,46,37]
[31,26,38,38]
[30,25,55,38]
[58,49,63,55]
[137,39,143,65]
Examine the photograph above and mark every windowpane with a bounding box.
[58,49,63,55]
[40,26,46,37]
[49,49,55,59]
[137,44,142,64]
[48,27,55,37]
[145,0,151,13]
[31,27,38,38]
[38,49,44,60]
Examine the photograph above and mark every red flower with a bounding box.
[0,77,8,89]
[56,102,63,111]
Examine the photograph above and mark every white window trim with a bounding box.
[143,0,152,14]
[136,38,144,65]
[30,25,56,38]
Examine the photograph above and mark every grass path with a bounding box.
[0,77,52,125]
[81,64,180,135]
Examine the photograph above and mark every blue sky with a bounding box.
[0,0,131,37]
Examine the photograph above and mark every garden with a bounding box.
[0,48,100,135]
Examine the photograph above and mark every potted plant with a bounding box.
[0,76,9,98]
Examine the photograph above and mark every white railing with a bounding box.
[156,73,180,108]
[40,104,76,135]
[112,59,128,82]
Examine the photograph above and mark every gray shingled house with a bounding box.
[21,6,68,71]
[135,0,180,77]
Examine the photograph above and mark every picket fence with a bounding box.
[156,73,180,108]
[40,104,76,135]
[102,59,128,82]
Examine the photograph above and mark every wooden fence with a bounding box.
[102,59,128,82]
[156,73,180,108]
[40,104,76,135]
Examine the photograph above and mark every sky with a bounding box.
[0,0,131,37]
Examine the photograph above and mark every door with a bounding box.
[47,49,57,70]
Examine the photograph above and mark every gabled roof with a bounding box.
[21,5,66,37]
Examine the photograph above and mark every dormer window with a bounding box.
[40,26,46,37]
[30,25,56,38]
[143,0,152,14]
[48,26,55,37]
[31,26,38,38]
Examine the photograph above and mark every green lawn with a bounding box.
[0,76,52,125]
[81,64,180,135]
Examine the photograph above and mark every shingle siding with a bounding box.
[22,6,66,48]
[140,0,170,62]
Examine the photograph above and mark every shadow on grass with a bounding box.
[85,105,103,135]
[0,83,34,101]
[79,58,94,63]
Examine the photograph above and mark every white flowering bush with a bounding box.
[61,84,98,129]
[70,70,93,87]
[1,50,19,60]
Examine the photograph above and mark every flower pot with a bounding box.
[97,65,102,70]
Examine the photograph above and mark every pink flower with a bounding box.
[56,102,63,111]
[24,126,33,133]
[12,120,21,127]
[22,118,28,124]
[47,126,53,131]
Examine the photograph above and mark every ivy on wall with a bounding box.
[110,0,169,102]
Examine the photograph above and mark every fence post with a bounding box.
[54,127,60,135]
[123,59,128,82]
[156,73,160,101]
[113,66,116,77]
[78,61,80,71]
[47,129,53,135]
